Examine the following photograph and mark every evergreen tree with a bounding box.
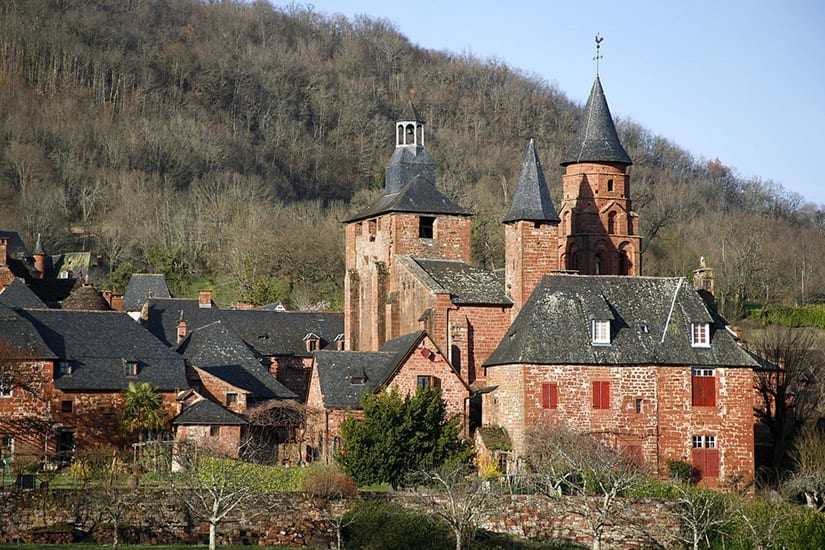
[336,388,472,488]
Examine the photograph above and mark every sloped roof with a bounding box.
[0,230,29,260]
[477,426,512,451]
[145,297,222,347]
[0,278,47,309]
[62,282,110,311]
[484,274,758,368]
[312,331,428,409]
[0,304,55,358]
[345,175,472,223]
[220,309,343,356]
[561,76,632,167]
[172,398,247,426]
[408,258,512,306]
[123,274,172,312]
[18,309,188,391]
[313,351,396,408]
[177,320,296,400]
[504,139,560,223]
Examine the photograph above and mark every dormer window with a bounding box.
[334,333,345,351]
[419,216,435,239]
[592,320,611,345]
[350,376,366,385]
[58,360,72,376]
[691,323,710,347]
[123,360,138,377]
[304,332,321,352]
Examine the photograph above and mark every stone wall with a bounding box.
[0,489,682,549]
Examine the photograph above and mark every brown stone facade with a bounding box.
[174,424,243,458]
[191,366,248,413]
[269,355,313,401]
[483,363,755,487]
[559,162,642,276]
[344,212,472,352]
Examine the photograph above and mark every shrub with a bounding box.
[300,463,358,497]
[343,500,454,550]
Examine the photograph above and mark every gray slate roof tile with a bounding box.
[123,274,172,312]
[172,397,247,426]
[411,259,512,306]
[504,139,560,223]
[484,274,757,368]
[18,309,189,391]
[561,76,633,167]
[345,175,472,223]
[0,278,47,309]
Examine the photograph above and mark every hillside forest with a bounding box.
[1,0,823,319]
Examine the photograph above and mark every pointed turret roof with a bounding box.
[504,139,561,223]
[401,99,424,123]
[561,76,632,166]
[32,233,45,256]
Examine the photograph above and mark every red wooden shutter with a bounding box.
[592,381,610,409]
[542,383,558,409]
[691,449,720,478]
[692,376,716,406]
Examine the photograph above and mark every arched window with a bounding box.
[607,211,617,234]
[405,123,415,145]
[594,254,602,274]
[607,179,614,192]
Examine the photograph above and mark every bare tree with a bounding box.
[752,326,825,477]
[414,461,503,550]
[669,482,734,550]
[167,440,266,550]
[783,427,825,511]
[524,425,647,550]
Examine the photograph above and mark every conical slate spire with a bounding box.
[504,139,560,223]
[561,76,632,166]
[385,100,434,194]
[32,233,45,256]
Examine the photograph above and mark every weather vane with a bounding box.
[594,33,604,76]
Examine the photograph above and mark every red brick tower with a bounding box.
[343,102,473,351]
[504,139,561,318]
[558,76,642,276]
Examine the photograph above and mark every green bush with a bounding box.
[750,305,825,329]
[343,500,454,550]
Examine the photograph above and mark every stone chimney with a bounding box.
[693,256,714,296]
[198,290,212,308]
[176,310,188,344]
[0,237,7,267]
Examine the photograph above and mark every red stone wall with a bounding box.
[484,363,755,487]
[269,355,313,401]
[174,424,243,458]
[505,220,560,317]
[559,162,642,276]
[0,361,55,458]
[192,367,248,413]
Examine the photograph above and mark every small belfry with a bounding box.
[558,35,642,276]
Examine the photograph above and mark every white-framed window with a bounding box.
[1,436,13,456]
[0,370,11,398]
[592,320,611,345]
[691,323,710,347]
[692,434,716,449]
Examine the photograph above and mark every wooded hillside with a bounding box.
[1,0,822,317]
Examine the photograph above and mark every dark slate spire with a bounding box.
[385,100,435,194]
[561,76,632,166]
[33,233,45,256]
[504,139,560,223]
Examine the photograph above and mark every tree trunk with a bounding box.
[455,528,462,550]
[209,522,217,550]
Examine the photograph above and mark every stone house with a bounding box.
[0,302,188,463]
[305,330,469,462]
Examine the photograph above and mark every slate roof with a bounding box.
[0,304,55,358]
[0,278,47,309]
[476,426,512,451]
[145,297,222,347]
[17,309,188,391]
[220,310,344,356]
[0,230,30,260]
[61,282,110,311]
[561,76,632,167]
[312,331,428,408]
[484,274,759,368]
[172,397,247,426]
[177,320,296,400]
[400,257,512,306]
[504,139,561,223]
[345,175,472,223]
[123,274,172,312]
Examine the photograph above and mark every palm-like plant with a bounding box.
[119,381,166,442]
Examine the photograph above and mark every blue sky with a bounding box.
[288,1,825,206]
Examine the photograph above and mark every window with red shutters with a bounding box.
[592,381,610,409]
[691,435,720,478]
[541,383,558,409]
[692,368,716,407]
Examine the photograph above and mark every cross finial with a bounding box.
[594,33,604,76]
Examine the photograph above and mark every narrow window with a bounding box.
[0,373,11,398]
[541,383,558,409]
[691,368,716,407]
[592,381,610,409]
[61,400,73,413]
[226,393,238,406]
[419,216,435,239]
[691,323,710,347]
[210,426,220,437]
[635,398,643,413]
[592,320,611,345]
[607,211,617,234]
[368,219,377,242]
[1,436,13,456]
[607,179,614,192]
